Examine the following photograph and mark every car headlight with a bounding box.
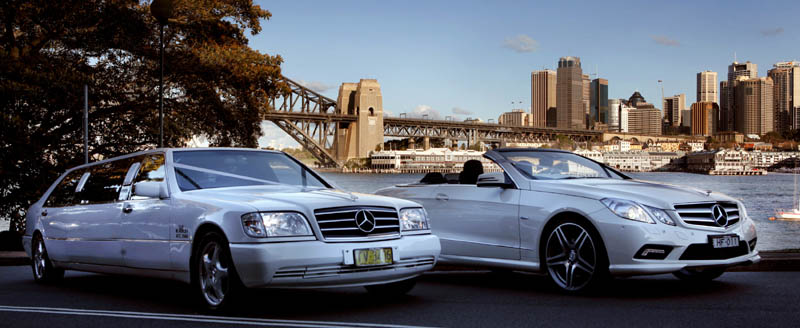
[241,212,313,238]
[642,205,676,226]
[399,208,429,231]
[601,198,655,224]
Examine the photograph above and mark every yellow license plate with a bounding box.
[354,248,393,267]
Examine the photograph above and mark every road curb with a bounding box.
[0,251,28,267]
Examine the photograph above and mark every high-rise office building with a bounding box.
[582,74,591,127]
[590,78,609,128]
[681,109,691,128]
[735,77,773,135]
[663,94,686,127]
[531,70,557,128]
[719,80,728,132]
[608,98,620,132]
[556,56,585,129]
[691,102,718,136]
[628,108,662,135]
[722,61,757,131]
[498,109,531,126]
[619,102,631,133]
[768,61,800,132]
[697,71,718,103]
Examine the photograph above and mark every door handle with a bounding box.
[435,193,449,201]
[520,216,530,220]
[41,210,47,217]
[122,204,133,214]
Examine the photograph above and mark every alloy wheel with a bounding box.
[32,238,46,280]
[545,222,597,291]
[198,240,230,307]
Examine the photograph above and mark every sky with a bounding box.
[250,0,800,148]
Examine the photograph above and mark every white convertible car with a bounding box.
[24,148,440,309]
[376,148,760,292]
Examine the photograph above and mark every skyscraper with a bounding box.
[722,61,757,131]
[590,78,609,128]
[719,80,728,132]
[582,74,591,127]
[608,98,620,131]
[531,70,556,128]
[663,94,686,127]
[697,71,718,103]
[556,56,584,129]
[625,91,661,135]
[735,77,773,135]
[768,61,800,132]
[691,102,718,136]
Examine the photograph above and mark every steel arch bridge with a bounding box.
[266,76,601,167]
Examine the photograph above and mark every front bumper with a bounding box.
[229,234,441,288]
[591,208,760,276]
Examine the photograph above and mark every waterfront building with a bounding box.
[574,149,603,162]
[531,70,557,127]
[686,141,705,152]
[650,141,681,152]
[768,61,800,132]
[602,151,651,171]
[557,56,585,129]
[722,61,758,132]
[590,78,609,128]
[370,148,499,172]
[498,109,530,126]
[697,71,718,103]
[687,149,752,173]
[735,77,773,135]
[742,142,773,151]
[663,94,686,128]
[691,102,719,136]
[750,151,800,169]
[608,98,621,131]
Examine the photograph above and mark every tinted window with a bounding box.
[172,150,327,191]
[79,159,132,204]
[44,170,85,207]
[130,153,166,200]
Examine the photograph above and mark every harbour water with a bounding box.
[319,171,800,251]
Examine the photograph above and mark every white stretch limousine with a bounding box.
[24,148,440,309]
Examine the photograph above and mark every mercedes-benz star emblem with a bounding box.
[354,210,376,233]
[711,204,728,227]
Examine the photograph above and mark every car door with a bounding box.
[39,169,85,262]
[118,153,173,270]
[429,181,521,260]
[67,160,129,266]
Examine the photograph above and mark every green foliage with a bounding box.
[1,0,286,231]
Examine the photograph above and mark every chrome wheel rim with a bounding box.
[199,241,229,307]
[545,223,597,291]
[33,239,45,279]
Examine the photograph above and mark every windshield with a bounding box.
[172,150,328,191]
[500,151,615,180]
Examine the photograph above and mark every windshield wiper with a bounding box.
[176,168,203,190]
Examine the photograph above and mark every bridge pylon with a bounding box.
[335,79,384,162]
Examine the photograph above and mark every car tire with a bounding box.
[193,231,242,311]
[672,268,725,282]
[364,277,417,296]
[542,218,608,293]
[31,234,64,284]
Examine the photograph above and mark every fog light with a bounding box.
[634,245,673,260]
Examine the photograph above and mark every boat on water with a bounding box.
[774,167,800,221]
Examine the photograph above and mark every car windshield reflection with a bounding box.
[501,151,612,180]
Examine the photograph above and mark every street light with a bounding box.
[151,0,174,148]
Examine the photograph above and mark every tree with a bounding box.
[1,0,287,231]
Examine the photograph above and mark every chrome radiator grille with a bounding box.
[673,202,740,228]
[313,206,400,239]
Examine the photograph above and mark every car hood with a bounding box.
[532,178,738,209]
[179,185,420,216]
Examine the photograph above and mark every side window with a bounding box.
[44,170,85,208]
[79,159,131,205]
[131,153,166,200]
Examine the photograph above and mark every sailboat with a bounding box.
[775,159,800,221]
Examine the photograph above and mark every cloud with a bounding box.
[502,34,539,53]
[296,80,336,93]
[451,107,474,116]
[410,105,442,120]
[761,27,784,36]
[258,121,300,149]
[650,35,680,47]
[383,109,394,117]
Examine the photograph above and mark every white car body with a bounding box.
[376,149,759,290]
[23,148,439,307]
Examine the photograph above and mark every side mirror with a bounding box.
[133,181,169,199]
[476,172,514,189]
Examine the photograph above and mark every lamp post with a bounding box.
[151,0,173,148]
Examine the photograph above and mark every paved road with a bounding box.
[0,266,798,327]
